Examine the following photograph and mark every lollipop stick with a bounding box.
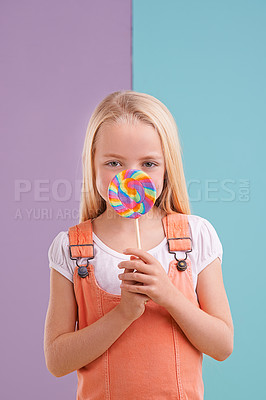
[135,218,141,249]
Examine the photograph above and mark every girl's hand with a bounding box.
[118,248,176,308]
[117,260,151,322]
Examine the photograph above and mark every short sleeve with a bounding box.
[195,218,223,275]
[48,231,74,283]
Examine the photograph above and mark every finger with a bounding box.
[120,271,151,285]
[121,268,134,287]
[121,268,140,287]
[130,257,139,274]
[120,282,146,294]
[118,260,149,274]
[124,267,134,273]
[123,248,154,264]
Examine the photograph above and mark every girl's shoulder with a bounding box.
[48,230,70,255]
[186,214,221,238]
[186,214,223,274]
[48,231,74,282]
[187,213,212,224]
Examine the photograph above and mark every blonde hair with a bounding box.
[79,90,191,223]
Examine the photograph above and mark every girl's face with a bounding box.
[94,121,166,210]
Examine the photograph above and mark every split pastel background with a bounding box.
[1,1,265,398]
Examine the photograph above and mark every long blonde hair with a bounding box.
[79,90,191,223]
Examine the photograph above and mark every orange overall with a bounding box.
[68,212,204,400]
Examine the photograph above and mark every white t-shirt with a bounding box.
[48,214,223,298]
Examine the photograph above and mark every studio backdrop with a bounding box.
[1,1,265,399]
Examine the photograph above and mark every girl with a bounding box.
[44,90,234,400]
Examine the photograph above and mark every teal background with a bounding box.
[133,0,265,398]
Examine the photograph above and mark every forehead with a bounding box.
[95,122,164,157]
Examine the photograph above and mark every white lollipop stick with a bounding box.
[135,218,141,249]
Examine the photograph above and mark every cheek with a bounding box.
[95,169,105,194]
[155,183,163,197]
[150,174,164,198]
[96,169,117,198]
[158,171,166,193]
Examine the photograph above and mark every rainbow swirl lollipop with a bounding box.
[108,169,157,219]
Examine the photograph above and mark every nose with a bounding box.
[126,165,142,171]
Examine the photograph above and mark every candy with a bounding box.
[108,169,157,249]
[108,169,157,219]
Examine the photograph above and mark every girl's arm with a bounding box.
[119,248,233,361]
[165,257,234,361]
[44,269,135,377]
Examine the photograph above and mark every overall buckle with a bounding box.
[69,244,94,278]
[167,237,192,271]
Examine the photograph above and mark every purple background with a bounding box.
[0,1,131,398]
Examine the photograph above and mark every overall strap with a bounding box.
[68,220,94,278]
[68,219,94,258]
[162,213,192,271]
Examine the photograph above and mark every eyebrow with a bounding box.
[103,153,163,160]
